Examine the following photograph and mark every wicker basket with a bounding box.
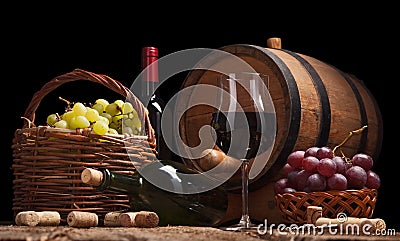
[11,68,157,224]
[274,188,378,224]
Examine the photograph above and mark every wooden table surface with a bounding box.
[0,225,398,241]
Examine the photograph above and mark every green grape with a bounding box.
[85,108,100,122]
[97,116,110,125]
[100,112,112,123]
[109,122,122,134]
[114,99,125,109]
[69,117,78,130]
[129,109,139,119]
[92,103,104,114]
[105,102,121,116]
[122,102,134,114]
[72,102,87,116]
[131,117,142,130]
[108,128,119,135]
[95,99,109,111]
[93,121,109,135]
[54,120,69,129]
[46,113,59,126]
[62,111,75,123]
[75,116,90,128]
[123,118,134,128]
[112,115,123,125]
[122,126,133,135]
[109,122,119,131]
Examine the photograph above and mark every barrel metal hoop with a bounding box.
[281,49,331,147]
[337,70,369,154]
[251,46,302,173]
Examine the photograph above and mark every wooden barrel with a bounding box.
[178,38,383,190]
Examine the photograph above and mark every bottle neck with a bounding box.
[141,46,160,98]
[97,168,141,194]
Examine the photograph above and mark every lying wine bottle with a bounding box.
[81,160,229,227]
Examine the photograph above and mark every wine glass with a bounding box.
[211,72,272,231]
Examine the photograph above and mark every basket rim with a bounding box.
[15,125,150,139]
[275,188,378,198]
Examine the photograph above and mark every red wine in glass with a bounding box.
[211,72,274,231]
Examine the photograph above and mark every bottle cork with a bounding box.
[266,37,282,49]
[120,211,159,228]
[103,212,122,227]
[67,211,98,228]
[81,168,103,186]
[15,211,61,226]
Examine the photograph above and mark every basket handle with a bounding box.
[22,68,155,144]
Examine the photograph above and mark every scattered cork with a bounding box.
[306,205,386,232]
[15,211,40,226]
[15,211,60,226]
[67,211,98,228]
[360,218,387,232]
[120,211,159,228]
[315,216,386,231]
[306,206,322,225]
[103,212,123,227]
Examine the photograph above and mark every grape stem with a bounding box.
[59,96,73,111]
[332,125,368,163]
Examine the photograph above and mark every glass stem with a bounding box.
[240,159,250,226]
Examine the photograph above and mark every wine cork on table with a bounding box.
[15,211,61,226]
[306,206,386,232]
[120,211,159,228]
[361,218,387,232]
[67,211,98,227]
[104,212,123,227]
[306,206,322,225]
[315,217,386,232]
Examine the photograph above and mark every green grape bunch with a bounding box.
[46,97,142,136]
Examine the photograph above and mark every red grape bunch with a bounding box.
[274,146,381,194]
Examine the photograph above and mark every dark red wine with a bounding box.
[210,111,274,160]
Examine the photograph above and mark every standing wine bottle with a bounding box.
[81,160,229,227]
[141,46,171,160]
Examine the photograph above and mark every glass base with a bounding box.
[219,218,259,232]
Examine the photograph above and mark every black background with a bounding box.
[2,4,398,229]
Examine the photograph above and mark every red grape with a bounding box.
[302,156,319,173]
[307,173,326,191]
[274,178,290,194]
[282,187,297,194]
[280,163,295,176]
[296,170,312,191]
[317,158,337,177]
[346,166,367,189]
[304,146,320,158]
[327,173,347,190]
[352,153,373,171]
[316,146,333,159]
[287,150,305,169]
[365,170,381,189]
[332,156,347,174]
[287,170,300,188]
